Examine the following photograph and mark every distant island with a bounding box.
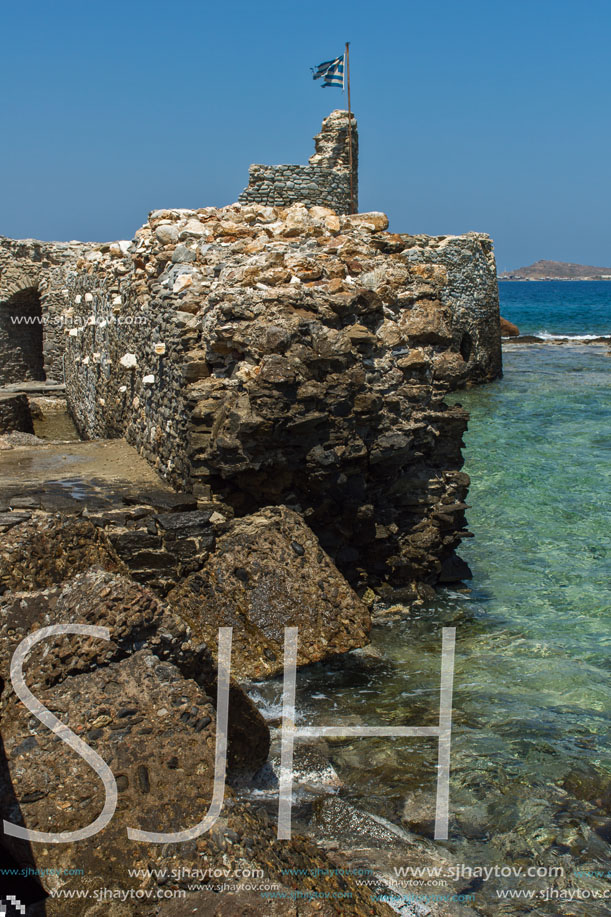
[499,260,611,281]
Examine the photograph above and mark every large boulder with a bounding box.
[168,506,371,679]
[0,638,392,915]
[0,566,392,916]
[0,564,269,774]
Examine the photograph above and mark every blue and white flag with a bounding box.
[312,54,344,88]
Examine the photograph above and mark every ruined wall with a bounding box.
[61,239,196,484]
[50,202,500,590]
[239,110,358,214]
[0,237,94,384]
[239,163,352,213]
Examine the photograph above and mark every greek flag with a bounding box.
[312,54,344,88]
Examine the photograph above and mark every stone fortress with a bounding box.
[0,109,501,593]
[0,110,503,914]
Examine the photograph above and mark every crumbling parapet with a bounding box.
[309,109,358,210]
[239,110,358,214]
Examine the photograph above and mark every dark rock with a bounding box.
[123,490,198,512]
[437,551,472,583]
[168,505,371,679]
[0,511,32,530]
[136,764,150,793]
[155,510,212,531]
[0,562,270,775]
[0,514,125,594]
[0,393,34,434]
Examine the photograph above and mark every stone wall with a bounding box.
[239,110,358,214]
[310,108,358,208]
[0,237,94,385]
[48,202,501,590]
[239,163,352,213]
[0,393,34,434]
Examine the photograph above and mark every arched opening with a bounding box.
[459,331,473,363]
[0,287,45,385]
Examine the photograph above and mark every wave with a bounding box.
[536,330,611,341]
[503,330,611,342]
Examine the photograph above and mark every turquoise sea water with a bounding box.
[252,284,610,914]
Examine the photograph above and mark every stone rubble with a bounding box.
[0,515,397,915]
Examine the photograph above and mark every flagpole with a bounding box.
[345,41,354,213]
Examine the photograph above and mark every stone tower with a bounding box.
[239,109,359,214]
[309,110,358,213]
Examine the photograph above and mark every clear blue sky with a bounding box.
[1,0,609,270]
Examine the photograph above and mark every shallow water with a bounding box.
[251,336,611,914]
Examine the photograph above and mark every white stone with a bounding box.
[82,356,90,365]
[142,374,155,385]
[112,295,122,306]
[154,342,166,356]
[84,293,94,303]
[118,240,131,254]
[120,353,138,369]
[119,385,127,393]
[155,224,179,245]
[98,398,105,405]
[234,361,260,382]
[345,212,389,232]
[75,294,82,304]
[68,328,78,337]
[180,219,208,237]
[173,273,193,293]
